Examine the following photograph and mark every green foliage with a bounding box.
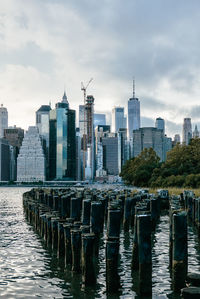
[120,147,160,186]
[121,138,200,188]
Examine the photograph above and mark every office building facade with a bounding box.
[0,104,8,138]
[17,126,45,182]
[182,118,192,145]
[133,127,167,162]
[49,93,76,180]
[94,113,106,128]
[112,107,126,133]
[128,97,140,139]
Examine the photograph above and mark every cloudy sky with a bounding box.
[1,0,200,138]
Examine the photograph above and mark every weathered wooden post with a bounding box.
[57,221,66,259]
[106,239,120,292]
[51,217,59,251]
[70,197,81,221]
[137,214,152,296]
[63,223,73,266]
[172,211,188,291]
[81,199,91,225]
[123,197,132,231]
[81,233,96,287]
[107,207,121,239]
[90,201,102,256]
[181,287,200,298]
[71,229,81,272]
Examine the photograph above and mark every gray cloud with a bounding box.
[1,0,200,134]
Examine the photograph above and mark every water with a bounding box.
[0,188,200,298]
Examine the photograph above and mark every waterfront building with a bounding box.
[17,126,45,182]
[95,125,110,177]
[4,126,24,150]
[4,126,24,181]
[79,95,95,180]
[94,113,106,128]
[174,134,181,144]
[102,133,121,176]
[36,105,51,147]
[0,104,8,138]
[36,104,51,179]
[49,93,76,180]
[182,118,192,145]
[164,137,172,160]
[155,117,165,134]
[193,125,199,138]
[0,138,10,181]
[112,107,126,133]
[133,127,169,162]
[128,82,140,139]
[118,128,130,167]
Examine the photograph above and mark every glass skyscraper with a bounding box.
[112,107,126,133]
[49,93,76,180]
[128,97,140,139]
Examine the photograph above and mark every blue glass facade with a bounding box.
[56,107,67,179]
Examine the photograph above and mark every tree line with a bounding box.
[120,138,200,188]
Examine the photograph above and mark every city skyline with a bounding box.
[1,1,200,136]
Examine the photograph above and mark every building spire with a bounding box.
[133,77,135,99]
[62,90,68,104]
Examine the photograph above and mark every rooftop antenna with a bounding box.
[133,77,135,99]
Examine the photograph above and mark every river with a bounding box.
[0,187,200,298]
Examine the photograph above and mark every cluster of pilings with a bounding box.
[22,187,200,297]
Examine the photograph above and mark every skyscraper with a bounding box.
[155,117,165,134]
[0,104,8,138]
[193,125,199,138]
[4,126,24,181]
[79,95,95,180]
[0,138,10,181]
[17,126,45,182]
[49,92,76,180]
[133,127,166,161]
[112,107,126,132]
[94,113,106,127]
[36,104,51,179]
[182,118,192,145]
[128,81,140,139]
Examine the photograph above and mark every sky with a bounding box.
[1,0,200,138]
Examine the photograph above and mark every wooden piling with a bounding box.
[137,214,152,296]
[172,211,188,291]
[81,233,96,287]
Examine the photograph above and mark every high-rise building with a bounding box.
[174,134,181,144]
[182,118,192,145]
[94,113,106,128]
[36,104,51,179]
[132,127,169,162]
[102,133,121,175]
[17,126,45,182]
[128,81,140,139]
[112,107,126,133]
[4,126,24,181]
[36,105,51,147]
[79,95,95,180]
[4,126,24,150]
[193,125,199,138]
[0,104,8,138]
[0,138,10,181]
[155,117,165,134]
[49,93,76,180]
[95,125,110,177]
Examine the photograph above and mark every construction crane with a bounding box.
[81,78,93,180]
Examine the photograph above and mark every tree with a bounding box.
[120,148,160,186]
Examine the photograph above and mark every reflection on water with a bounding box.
[0,188,200,298]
